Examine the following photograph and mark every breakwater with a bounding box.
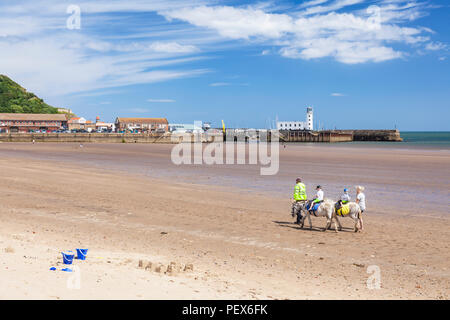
[0,129,403,144]
[279,130,353,143]
[279,129,402,143]
[335,130,403,142]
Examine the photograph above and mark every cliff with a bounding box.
[0,74,59,114]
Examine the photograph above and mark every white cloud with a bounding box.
[209,82,231,87]
[0,0,210,16]
[83,41,199,54]
[299,0,330,9]
[331,92,346,96]
[0,16,48,37]
[161,1,440,64]
[148,42,199,53]
[301,0,365,16]
[162,5,294,39]
[426,42,447,51]
[70,89,125,98]
[147,99,176,103]
[0,37,208,96]
[209,82,249,87]
[72,0,209,14]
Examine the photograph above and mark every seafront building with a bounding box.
[95,117,115,132]
[0,113,168,134]
[67,117,96,132]
[68,116,115,132]
[115,117,169,133]
[277,107,314,131]
[169,123,204,133]
[0,113,68,133]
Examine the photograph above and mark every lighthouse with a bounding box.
[306,107,313,131]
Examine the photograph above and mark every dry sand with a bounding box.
[0,143,449,299]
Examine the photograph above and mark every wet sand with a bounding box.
[0,143,449,299]
[1,142,449,216]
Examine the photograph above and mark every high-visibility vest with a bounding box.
[294,183,307,201]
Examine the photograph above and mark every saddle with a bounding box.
[335,200,350,216]
[307,201,321,216]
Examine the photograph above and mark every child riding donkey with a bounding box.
[333,186,364,232]
[306,185,324,215]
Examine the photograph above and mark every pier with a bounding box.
[278,129,403,143]
[335,129,403,142]
[279,130,353,143]
[0,129,402,144]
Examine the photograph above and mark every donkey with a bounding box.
[298,199,338,232]
[334,201,363,233]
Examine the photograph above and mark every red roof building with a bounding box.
[0,113,68,133]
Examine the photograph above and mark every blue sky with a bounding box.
[0,0,449,130]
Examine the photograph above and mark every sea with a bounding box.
[400,132,450,148]
[344,131,450,150]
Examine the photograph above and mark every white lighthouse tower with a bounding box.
[306,107,313,131]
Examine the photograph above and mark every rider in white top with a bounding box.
[316,187,324,202]
[308,185,324,210]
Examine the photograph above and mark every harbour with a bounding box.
[0,129,402,144]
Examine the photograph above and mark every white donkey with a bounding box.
[298,199,338,232]
[334,201,363,233]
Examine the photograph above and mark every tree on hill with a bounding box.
[0,74,59,114]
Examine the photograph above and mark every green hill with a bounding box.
[0,74,59,114]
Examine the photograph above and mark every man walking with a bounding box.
[292,178,307,224]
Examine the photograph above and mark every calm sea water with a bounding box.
[343,131,450,149]
[400,132,450,147]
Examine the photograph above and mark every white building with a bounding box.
[95,121,115,132]
[277,121,307,130]
[57,107,73,114]
[277,107,314,131]
[69,117,87,124]
[169,123,204,133]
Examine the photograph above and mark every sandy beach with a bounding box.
[0,142,449,299]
